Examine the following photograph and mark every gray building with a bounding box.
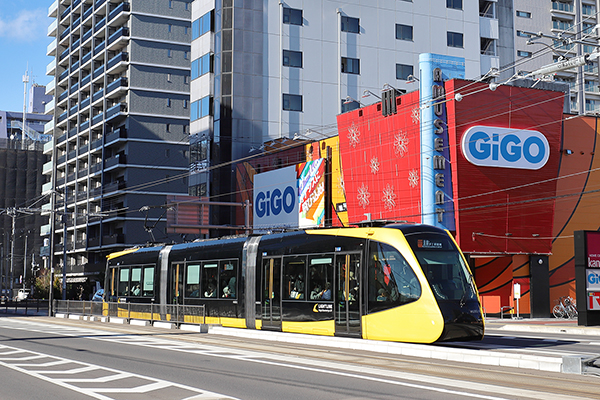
[43,0,191,295]
[510,0,599,114]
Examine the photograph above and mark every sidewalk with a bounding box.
[486,317,600,336]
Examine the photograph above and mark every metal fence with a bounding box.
[54,300,206,326]
[0,299,49,315]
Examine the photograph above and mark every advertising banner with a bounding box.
[253,166,298,231]
[297,158,326,228]
[589,292,600,310]
[587,231,600,268]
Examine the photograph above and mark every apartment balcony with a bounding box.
[44,119,55,134]
[59,25,70,41]
[106,77,127,98]
[91,112,104,127]
[102,180,126,193]
[46,60,56,76]
[80,119,90,131]
[48,0,58,18]
[106,102,127,120]
[101,234,125,245]
[60,5,71,21]
[82,28,93,44]
[551,1,575,16]
[80,96,91,111]
[83,6,93,22]
[108,2,130,27]
[107,26,129,51]
[107,52,128,74]
[104,154,126,170]
[42,181,53,194]
[73,16,81,30]
[47,38,57,56]
[93,40,105,56]
[70,81,79,94]
[59,47,69,62]
[57,90,68,105]
[43,140,54,155]
[41,224,52,236]
[94,17,106,33]
[81,73,91,88]
[58,69,69,83]
[56,132,67,145]
[81,50,92,66]
[92,88,104,104]
[71,37,80,52]
[45,98,56,115]
[105,126,126,143]
[48,19,58,37]
[68,126,78,139]
[95,0,107,11]
[43,161,53,175]
[46,79,56,95]
[93,64,105,80]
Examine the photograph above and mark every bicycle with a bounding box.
[553,296,578,319]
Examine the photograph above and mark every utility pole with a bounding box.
[23,234,27,288]
[8,208,16,297]
[62,187,67,300]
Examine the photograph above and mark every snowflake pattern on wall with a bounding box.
[411,106,420,125]
[394,131,409,157]
[408,169,420,188]
[370,157,380,174]
[382,184,397,210]
[357,183,371,209]
[347,122,361,148]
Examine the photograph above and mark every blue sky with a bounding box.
[0,1,53,113]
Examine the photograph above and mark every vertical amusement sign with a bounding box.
[419,53,464,230]
[297,158,326,228]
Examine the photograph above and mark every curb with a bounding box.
[208,326,564,373]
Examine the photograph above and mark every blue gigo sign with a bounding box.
[461,126,550,170]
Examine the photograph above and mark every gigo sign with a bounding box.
[461,126,550,170]
[253,166,299,231]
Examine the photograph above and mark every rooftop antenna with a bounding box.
[22,64,29,144]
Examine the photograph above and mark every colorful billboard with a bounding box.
[297,158,326,228]
[253,165,298,231]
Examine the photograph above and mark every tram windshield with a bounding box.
[405,233,477,302]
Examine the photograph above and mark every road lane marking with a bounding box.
[0,343,237,400]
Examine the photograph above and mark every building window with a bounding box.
[480,38,496,55]
[167,73,172,82]
[184,75,189,84]
[168,49,172,58]
[396,64,413,80]
[396,24,413,41]
[191,53,213,80]
[192,11,213,40]
[166,124,171,132]
[283,50,302,68]
[167,98,172,107]
[184,51,189,60]
[168,24,172,33]
[341,16,359,33]
[447,31,463,48]
[191,96,212,121]
[184,99,188,109]
[283,7,302,25]
[169,0,173,9]
[283,94,302,111]
[447,0,462,10]
[517,50,532,57]
[516,10,531,18]
[516,30,531,38]
[185,2,189,11]
[341,57,360,74]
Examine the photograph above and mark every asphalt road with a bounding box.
[1,316,600,400]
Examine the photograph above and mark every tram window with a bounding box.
[220,260,237,298]
[118,268,130,296]
[143,267,154,297]
[283,256,306,300]
[368,242,420,312]
[308,255,333,301]
[202,262,218,298]
[186,264,201,298]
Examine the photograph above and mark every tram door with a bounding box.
[170,262,183,305]
[262,257,282,330]
[335,253,361,336]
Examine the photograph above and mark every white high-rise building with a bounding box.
[189,0,500,224]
